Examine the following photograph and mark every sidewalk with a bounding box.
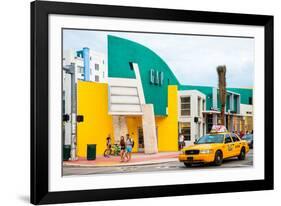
[63,152,180,167]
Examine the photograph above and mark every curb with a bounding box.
[63,158,178,168]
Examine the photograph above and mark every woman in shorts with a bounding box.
[125,135,133,162]
[119,136,126,162]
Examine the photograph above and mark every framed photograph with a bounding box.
[31,0,274,204]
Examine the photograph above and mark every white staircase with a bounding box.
[108,63,145,115]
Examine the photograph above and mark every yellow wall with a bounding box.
[77,81,113,157]
[126,116,142,153]
[156,85,179,152]
[76,82,178,156]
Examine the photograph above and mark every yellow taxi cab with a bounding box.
[178,125,250,167]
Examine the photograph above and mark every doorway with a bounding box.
[138,127,144,152]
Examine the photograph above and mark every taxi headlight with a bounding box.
[200,149,214,154]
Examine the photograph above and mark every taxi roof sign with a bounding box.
[210,125,228,133]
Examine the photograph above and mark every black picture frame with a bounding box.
[31,1,274,205]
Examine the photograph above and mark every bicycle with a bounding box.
[104,144,121,157]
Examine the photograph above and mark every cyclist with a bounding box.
[104,135,112,158]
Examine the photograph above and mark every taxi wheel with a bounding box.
[213,151,223,166]
[184,163,192,167]
[238,148,246,160]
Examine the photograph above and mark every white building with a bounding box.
[63,48,107,83]
[178,90,206,147]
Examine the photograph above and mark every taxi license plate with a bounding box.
[187,157,193,161]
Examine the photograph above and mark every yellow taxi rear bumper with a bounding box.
[178,154,215,163]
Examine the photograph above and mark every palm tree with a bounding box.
[217,65,227,126]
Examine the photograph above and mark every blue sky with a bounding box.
[63,29,254,88]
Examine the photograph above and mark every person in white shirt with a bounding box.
[179,133,185,150]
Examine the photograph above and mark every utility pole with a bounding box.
[63,63,77,160]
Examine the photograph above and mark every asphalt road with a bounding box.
[63,149,253,176]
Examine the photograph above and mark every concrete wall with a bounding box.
[112,116,128,143]
[142,104,158,154]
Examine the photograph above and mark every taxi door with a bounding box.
[231,133,242,156]
[223,134,235,158]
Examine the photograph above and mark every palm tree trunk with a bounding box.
[217,65,227,126]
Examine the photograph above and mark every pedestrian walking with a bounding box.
[120,136,126,162]
[239,130,244,138]
[125,134,133,162]
[178,133,185,150]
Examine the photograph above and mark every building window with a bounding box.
[198,97,201,116]
[77,66,84,74]
[249,97,252,105]
[150,69,154,83]
[202,99,205,111]
[206,114,213,133]
[181,96,191,116]
[62,91,65,114]
[138,128,144,149]
[90,68,92,75]
[95,63,99,71]
[95,75,99,82]
[180,123,191,141]
[160,71,164,85]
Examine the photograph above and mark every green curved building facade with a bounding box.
[108,35,179,116]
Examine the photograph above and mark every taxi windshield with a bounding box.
[195,134,224,144]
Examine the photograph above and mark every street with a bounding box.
[63,149,253,176]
